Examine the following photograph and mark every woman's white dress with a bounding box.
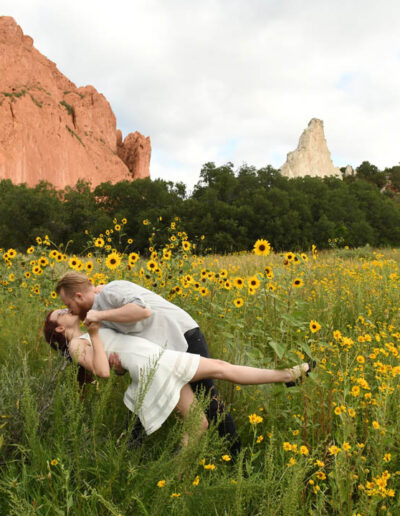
[80,328,200,435]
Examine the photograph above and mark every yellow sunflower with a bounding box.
[129,252,139,264]
[233,276,244,289]
[146,260,158,272]
[310,320,321,333]
[94,237,105,248]
[248,275,261,289]
[292,278,304,288]
[105,252,121,270]
[163,249,171,260]
[253,239,271,256]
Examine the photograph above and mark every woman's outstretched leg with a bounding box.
[191,357,310,385]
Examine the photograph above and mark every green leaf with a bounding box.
[299,341,313,357]
[267,339,285,359]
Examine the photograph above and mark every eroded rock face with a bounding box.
[117,131,152,179]
[280,118,341,179]
[0,16,151,189]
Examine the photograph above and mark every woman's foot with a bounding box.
[285,361,316,387]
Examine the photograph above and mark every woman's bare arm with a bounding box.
[68,322,110,377]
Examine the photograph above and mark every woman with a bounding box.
[44,309,314,437]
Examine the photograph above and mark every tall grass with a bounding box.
[1,225,400,514]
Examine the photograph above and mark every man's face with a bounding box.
[59,287,94,319]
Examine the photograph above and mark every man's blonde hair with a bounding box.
[56,271,92,296]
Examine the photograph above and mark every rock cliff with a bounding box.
[280,118,341,179]
[0,16,151,189]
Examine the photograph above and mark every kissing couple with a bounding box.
[44,272,314,446]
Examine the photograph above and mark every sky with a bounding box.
[2,0,400,190]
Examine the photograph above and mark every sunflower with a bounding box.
[26,246,35,255]
[200,287,209,296]
[129,252,139,264]
[142,219,149,226]
[267,283,276,292]
[69,256,79,270]
[105,252,122,270]
[285,252,295,261]
[146,260,158,272]
[94,237,105,248]
[49,250,58,259]
[253,239,271,256]
[219,269,228,279]
[114,224,121,231]
[312,244,317,259]
[248,275,261,289]
[264,266,274,279]
[163,249,171,260]
[233,277,244,289]
[310,320,321,333]
[182,241,191,252]
[224,280,232,290]
[292,278,304,288]
[234,298,244,308]
[301,253,308,262]
[39,256,49,267]
[85,261,94,272]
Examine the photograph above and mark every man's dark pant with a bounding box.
[130,327,241,454]
[184,327,241,454]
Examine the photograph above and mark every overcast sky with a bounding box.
[2,0,400,189]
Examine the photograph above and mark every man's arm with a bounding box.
[84,303,151,325]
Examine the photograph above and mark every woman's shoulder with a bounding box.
[69,334,90,351]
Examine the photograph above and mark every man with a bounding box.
[56,271,240,452]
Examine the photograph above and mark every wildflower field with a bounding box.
[1,219,400,515]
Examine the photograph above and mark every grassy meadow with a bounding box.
[1,219,400,515]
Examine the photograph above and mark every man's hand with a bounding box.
[109,352,126,375]
[85,319,101,335]
[84,309,103,325]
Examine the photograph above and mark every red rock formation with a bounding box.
[117,131,152,179]
[0,16,151,189]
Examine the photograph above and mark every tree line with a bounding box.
[1,160,400,254]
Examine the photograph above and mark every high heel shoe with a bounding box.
[285,360,316,388]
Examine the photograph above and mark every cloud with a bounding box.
[2,0,400,188]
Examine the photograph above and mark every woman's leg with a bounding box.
[191,357,310,385]
[175,384,209,446]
